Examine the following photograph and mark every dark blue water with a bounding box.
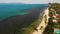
[0,4,47,20]
[0,4,48,34]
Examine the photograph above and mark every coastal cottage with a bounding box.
[53,19,57,23]
[56,14,60,23]
[52,14,60,23]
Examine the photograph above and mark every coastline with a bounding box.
[0,7,48,34]
[33,8,49,34]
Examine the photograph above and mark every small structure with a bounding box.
[56,14,60,18]
[56,14,59,16]
[53,14,60,23]
[54,28,60,34]
[56,14,60,22]
[53,19,57,23]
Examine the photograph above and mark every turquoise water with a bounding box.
[0,4,47,20]
[54,29,60,34]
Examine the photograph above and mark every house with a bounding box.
[56,14,60,22]
[53,19,57,23]
[56,14,60,18]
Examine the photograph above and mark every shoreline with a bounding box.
[0,7,48,34]
[33,8,49,34]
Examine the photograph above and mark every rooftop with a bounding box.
[56,14,60,18]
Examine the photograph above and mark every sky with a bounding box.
[0,0,60,4]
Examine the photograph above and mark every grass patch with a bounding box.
[54,23,60,29]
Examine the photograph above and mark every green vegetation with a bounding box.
[49,3,60,28]
[44,15,47,24]
[54,23,60,29]
[49,3,60,14]
[43,18,54,34]
[43,3,60,34]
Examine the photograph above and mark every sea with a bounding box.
[0,3,48,34]
[0,3,48,20]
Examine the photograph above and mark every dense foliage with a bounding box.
[43,3,60,34]
[49,3,60,14]
[43,18,54,34]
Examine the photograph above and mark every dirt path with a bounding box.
[33,8,49,34]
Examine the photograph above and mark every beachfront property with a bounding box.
[54,28,60,34]
[48,3,60,34]
[56,14,60,22]
[49,8,60,23]
[50,8,60,31]
[53,14,60,34]
[53,19,57,23]
[52,13,60,23]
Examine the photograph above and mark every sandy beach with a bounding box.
[33,8,49,34]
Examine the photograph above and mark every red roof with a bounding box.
[56,14,60,18]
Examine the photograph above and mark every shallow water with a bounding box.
[0,4,47,20]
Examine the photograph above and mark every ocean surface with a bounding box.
[0,4,48,34]
[0,4,47,20]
